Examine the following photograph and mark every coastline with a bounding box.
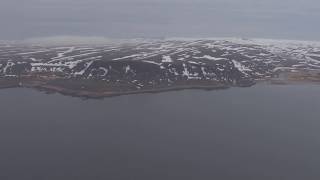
[0,70,319,99]
[26,83,231,99]
[0,80,319,99]
[0,77,232,99]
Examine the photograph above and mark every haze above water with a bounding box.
[1,85,320,180]
[1,0,320,40]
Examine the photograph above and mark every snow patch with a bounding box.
[194,55,226,61]
[232,60,252,73]
[162,55,173,63]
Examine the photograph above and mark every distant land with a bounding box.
[0,38,320,98]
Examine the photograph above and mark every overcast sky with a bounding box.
[0,0,320,40]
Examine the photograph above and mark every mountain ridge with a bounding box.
[1,38,319,98]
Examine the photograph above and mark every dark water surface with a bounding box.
[1,85,320,180]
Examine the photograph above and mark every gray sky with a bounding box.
[1,0,320,41]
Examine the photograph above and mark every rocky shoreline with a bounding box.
[0,76,233,98]
[0,70,319,99]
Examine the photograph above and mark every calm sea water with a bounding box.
[0,85,320,180]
